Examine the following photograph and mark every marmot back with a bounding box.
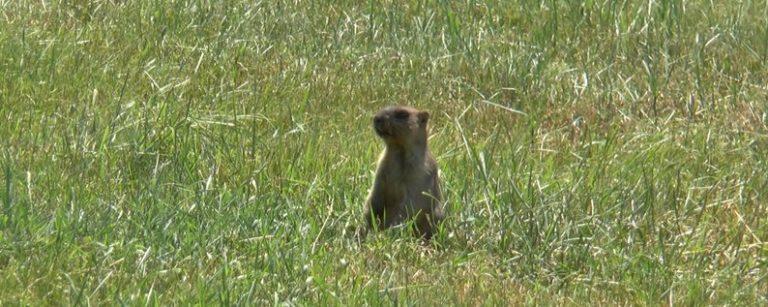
[363,106,443,239]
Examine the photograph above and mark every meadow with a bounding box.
[1,0,767,304]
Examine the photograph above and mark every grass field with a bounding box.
[1,0,767,304]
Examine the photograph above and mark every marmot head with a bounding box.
[373,106,430,146]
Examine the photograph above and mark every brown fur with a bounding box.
[363,106,444,239]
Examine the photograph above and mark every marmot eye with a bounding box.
[394,111,410,120]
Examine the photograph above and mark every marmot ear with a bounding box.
[418,111,430,125]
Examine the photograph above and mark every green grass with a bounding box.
[1,0,767,304]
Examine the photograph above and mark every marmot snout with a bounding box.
[363,106,444,239]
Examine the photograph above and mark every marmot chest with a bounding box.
[379,164,432,199]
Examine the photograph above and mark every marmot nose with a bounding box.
[373,116,385,125]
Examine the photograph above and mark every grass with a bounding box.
[1,0,767,304]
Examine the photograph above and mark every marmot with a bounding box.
[363,106,444,239]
